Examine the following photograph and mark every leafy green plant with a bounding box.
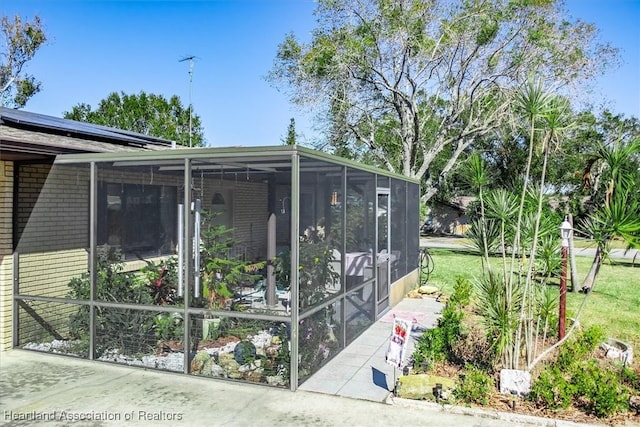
[534,235,561,281]
[449,275,472,307]
[529,366,574,410]
[412,303,462,369]
[474,272,521,366]
[530,326,629,418]
[141,257,180,305]
[572,360,629,418]
[67,246,156,356]
[298,235,340,309]
[453,365,494,406]
[556,325,606,370]
[198,210,265,310]
[153,312,184,341]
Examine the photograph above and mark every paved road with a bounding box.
[420,236,639,261]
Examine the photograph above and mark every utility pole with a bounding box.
[179,55,196,147]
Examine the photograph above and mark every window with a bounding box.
[98,183,177,258]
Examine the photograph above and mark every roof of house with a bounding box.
[434,196,476,212]
[0,107,174,161]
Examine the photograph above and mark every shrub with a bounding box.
[453,364,494,406]
[556,325,606,370]
[530,326,631,418]
[153,312,184,341]
[449,275,472,308]
[572,360,630,418]
[620,366,640,391]
[529,367,574,410]
[67,246,156,356]
[451,322,495,370]
[413,326,446,368]
[412,303,462,369]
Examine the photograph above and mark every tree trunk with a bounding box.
[581,246,603,293]
[568,214,579,292]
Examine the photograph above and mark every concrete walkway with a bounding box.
[0,296,594,426]
[299,297,443,402]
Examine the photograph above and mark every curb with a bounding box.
[387,396,604,427]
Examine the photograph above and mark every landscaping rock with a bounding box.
[190,350,213,375]
[266,374,286,386]
[499,369,531,396]
[601,338,634,365]
[234,340,257,364]
[397,374,455,400]
[417,285,439,294]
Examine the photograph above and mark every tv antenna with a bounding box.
[179,55,197,147]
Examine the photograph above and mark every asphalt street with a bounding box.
[420,236,639,261]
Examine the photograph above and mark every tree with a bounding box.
[64,91,205,147]
[269,0,616,202]
[283,118,297,145]
[578,137,640,292]
[1,15,47,108]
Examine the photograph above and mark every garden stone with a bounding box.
[601,338,633,365]
[227,366,243,379]
[222,341,238,354]
[499,369,531,396]
[250,332,272,356]
[191,350,213,375]
[265,345,280,359]
[211,363,225,378]
[245,368,264,383]
[234,340,257,364]
[397,374,455,400]
[218,353,241,378]
[266,374,286,386]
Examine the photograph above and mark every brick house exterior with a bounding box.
[0,107,174,351]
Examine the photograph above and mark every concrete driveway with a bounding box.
[0,347,582,427]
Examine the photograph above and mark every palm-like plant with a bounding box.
[459,152,494,271]
[474,272,522,367]
[484,189,518,268]
[579,138,640,292]
[509,76,556,369]
[529,138,640,370]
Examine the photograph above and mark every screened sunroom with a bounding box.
[14,145,420,390]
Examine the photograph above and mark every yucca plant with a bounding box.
[474,272,522,367]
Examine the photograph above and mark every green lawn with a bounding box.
[423,248,640,350]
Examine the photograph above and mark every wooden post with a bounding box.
[559,244,568,340]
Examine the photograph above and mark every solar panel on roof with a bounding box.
[0,107,173,146]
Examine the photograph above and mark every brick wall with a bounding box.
[0,161,14,351]
[229,181,269,260]
[198,178,270,260]
[9,162,275,348]
[16,163,89,253]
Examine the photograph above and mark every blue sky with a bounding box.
[2,0,639,147]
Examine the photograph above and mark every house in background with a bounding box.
[0,107,420,391]
[426,196,475,236]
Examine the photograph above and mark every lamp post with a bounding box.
[558,217,572,340]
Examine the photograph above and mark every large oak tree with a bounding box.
[269,0,616,202]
